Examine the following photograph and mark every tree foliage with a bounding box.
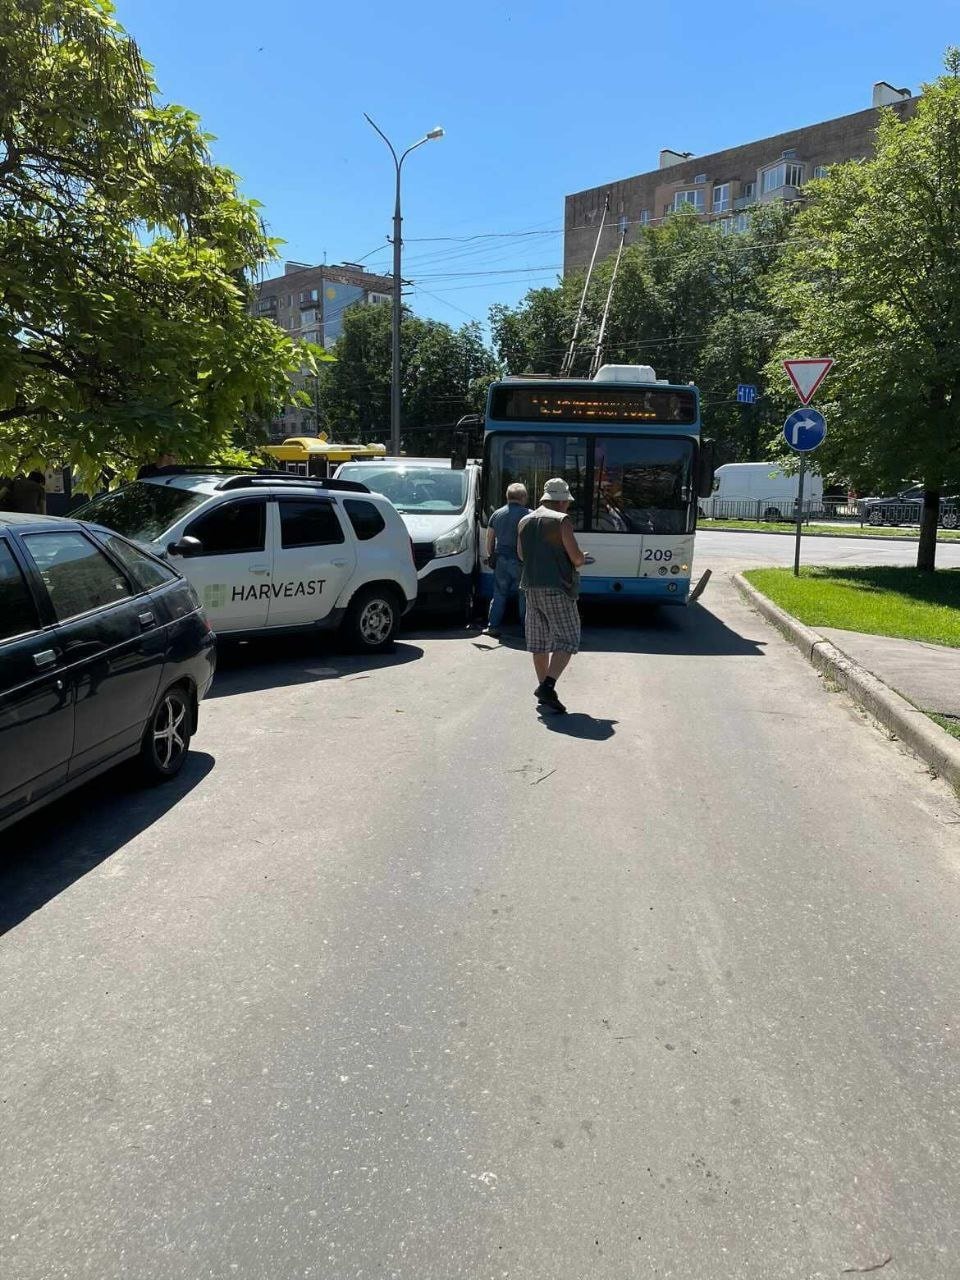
[770,51,960,569]
[0,0,306,482]
[318,302,497,454]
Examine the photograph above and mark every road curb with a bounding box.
[732,573,960,790]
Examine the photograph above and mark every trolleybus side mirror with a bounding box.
[697,439,716,498]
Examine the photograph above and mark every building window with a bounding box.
[741,181,756,201]
[761,161,804,194]
[301,308,319,326]
[813,164,830,179]
[257,298,276,314]
[733,212,750,233]
[694,173,706,184]
[639,208,650,225]
[712,183,730,213]
[299,288,319,305]
[673,189,705,213]
[367,292,391,305]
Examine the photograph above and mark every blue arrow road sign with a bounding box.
[783,407,827,452]
[736,384,757,404]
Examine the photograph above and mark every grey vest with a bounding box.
[519,507,577,598]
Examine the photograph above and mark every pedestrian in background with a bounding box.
[3,470,47,514]
[517,477,588,714]
[483,482,530,638]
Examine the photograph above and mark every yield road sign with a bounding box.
[783,407,827,452]
[783,358,833,405]
[736,384,757,404]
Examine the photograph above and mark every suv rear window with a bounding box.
[344,499,386,541]
[279,500,345,548]
[74,482,207,542]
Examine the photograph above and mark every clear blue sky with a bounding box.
[116,0,956,336]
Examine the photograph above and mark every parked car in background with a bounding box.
[75,468,419,652]
[859,485,960,528]
[334,458,482,621]
[0,512,216,834]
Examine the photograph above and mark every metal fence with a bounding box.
[702,497,959,528]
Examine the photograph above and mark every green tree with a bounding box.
[0,0,306,483]
[318,302,496,454]
[770,51,960,570]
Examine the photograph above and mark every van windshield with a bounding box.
[74,483,208,542]
[337,465,467,515]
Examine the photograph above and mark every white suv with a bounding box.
[75,469,419,652]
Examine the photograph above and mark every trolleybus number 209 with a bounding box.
[643,548,673,562]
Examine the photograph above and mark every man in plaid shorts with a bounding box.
[517,478,588,714]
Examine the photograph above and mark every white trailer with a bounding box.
[699,462,823,520]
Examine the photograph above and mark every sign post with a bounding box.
[782,402,828,577]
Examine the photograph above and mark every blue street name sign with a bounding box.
[736,384,757,404]
[783,407,827,452]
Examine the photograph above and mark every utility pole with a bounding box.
[364,115,444,457]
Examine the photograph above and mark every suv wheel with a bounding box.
[868,508,885,526]
[140,685,192,781]
[942,509,959,530]
[762,506,781,520]
[344,586,400,653]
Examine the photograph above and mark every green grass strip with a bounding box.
[743,566,960,648]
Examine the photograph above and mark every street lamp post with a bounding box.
[364,115,443,457]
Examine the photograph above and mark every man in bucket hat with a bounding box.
[517,477,589,714]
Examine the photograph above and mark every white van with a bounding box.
[700,462,823,520]
[334,458,481,620]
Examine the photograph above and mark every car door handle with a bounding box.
[331,559,349,567]
[249,566,270,575]
[33,649,57,670]
[138,610,155,628]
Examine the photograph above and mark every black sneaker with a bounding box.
[537,685,566,713]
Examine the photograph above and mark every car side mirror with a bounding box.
[167,535,202,558]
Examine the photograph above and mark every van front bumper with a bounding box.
[415,565,472,611]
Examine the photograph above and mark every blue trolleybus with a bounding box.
[479,364,713,606]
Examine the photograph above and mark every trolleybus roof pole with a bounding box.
[589,226,626,379]
[561,192,609,377]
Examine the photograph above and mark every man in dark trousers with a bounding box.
[517,477,588,714]
[483,482,530,638]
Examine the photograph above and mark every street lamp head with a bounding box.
[426,126,444,140]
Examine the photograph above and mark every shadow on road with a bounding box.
[208,637,424,699]
[0,752,215,937]
[463,603,766,658]
[537,712,618,740]
[579,601,766,656]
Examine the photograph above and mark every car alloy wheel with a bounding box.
[942,510,959,530]
[359,597,395,646]
[142,686,191,780]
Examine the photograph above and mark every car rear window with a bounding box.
[101,533,180,591]
[0,539,40,641]
[74,482,207,542]
[22,531,132,621]
[278,500,345,548]
[344,499,386,541]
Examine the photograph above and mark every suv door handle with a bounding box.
[33,649,57,670]
[249,566,270,575]
[331,559,349,567]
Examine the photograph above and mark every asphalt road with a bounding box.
[696,527,960,574]
[2,547,960,1280]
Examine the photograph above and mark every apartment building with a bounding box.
[252,260,394,438]
[564,82,917,274]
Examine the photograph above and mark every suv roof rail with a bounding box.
[216,473,371,494]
